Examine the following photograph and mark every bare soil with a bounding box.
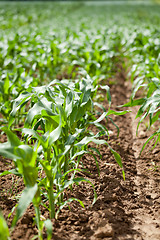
[0,69,160,240]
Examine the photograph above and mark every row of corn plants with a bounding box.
[121,27,160,152]
[0,70,127,239]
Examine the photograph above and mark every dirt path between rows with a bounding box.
[108,72,160,240]
[129,99,160,240]
[0,68,160,240]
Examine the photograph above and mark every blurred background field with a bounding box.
[0,0,160,36]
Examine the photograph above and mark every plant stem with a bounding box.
[48,178,55,219]
[46,147,55,218]
[34,205,43,240]
[64,154,69,179]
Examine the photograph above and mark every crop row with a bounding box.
[0,50,126,240]
[122,27,160,151]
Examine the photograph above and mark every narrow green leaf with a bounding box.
[70,150,88,162]
[75,136,106,148]
[0,169,22,177]
[1,128,21,147]
[4,75,10,95]
[131,78,144,100]
[0,144,21,160]
[89,112,107,124]
[0,211,10,240]
[12,184,38,227]
[109,147,123,168]
[140,131,159,155]
[119,98,145,107]
[48,116,62,147]
[107,109,129,116]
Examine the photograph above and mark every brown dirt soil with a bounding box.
[0,70,160,240]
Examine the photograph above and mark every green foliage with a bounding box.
[0,2,160,239]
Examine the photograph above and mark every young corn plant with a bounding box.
[0,128,43,239]
[9,74,126,175]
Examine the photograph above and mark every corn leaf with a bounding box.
[12,184,38,227]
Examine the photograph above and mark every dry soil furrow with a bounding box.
[130,105,160,240]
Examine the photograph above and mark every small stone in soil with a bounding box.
[94,223,114,238]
